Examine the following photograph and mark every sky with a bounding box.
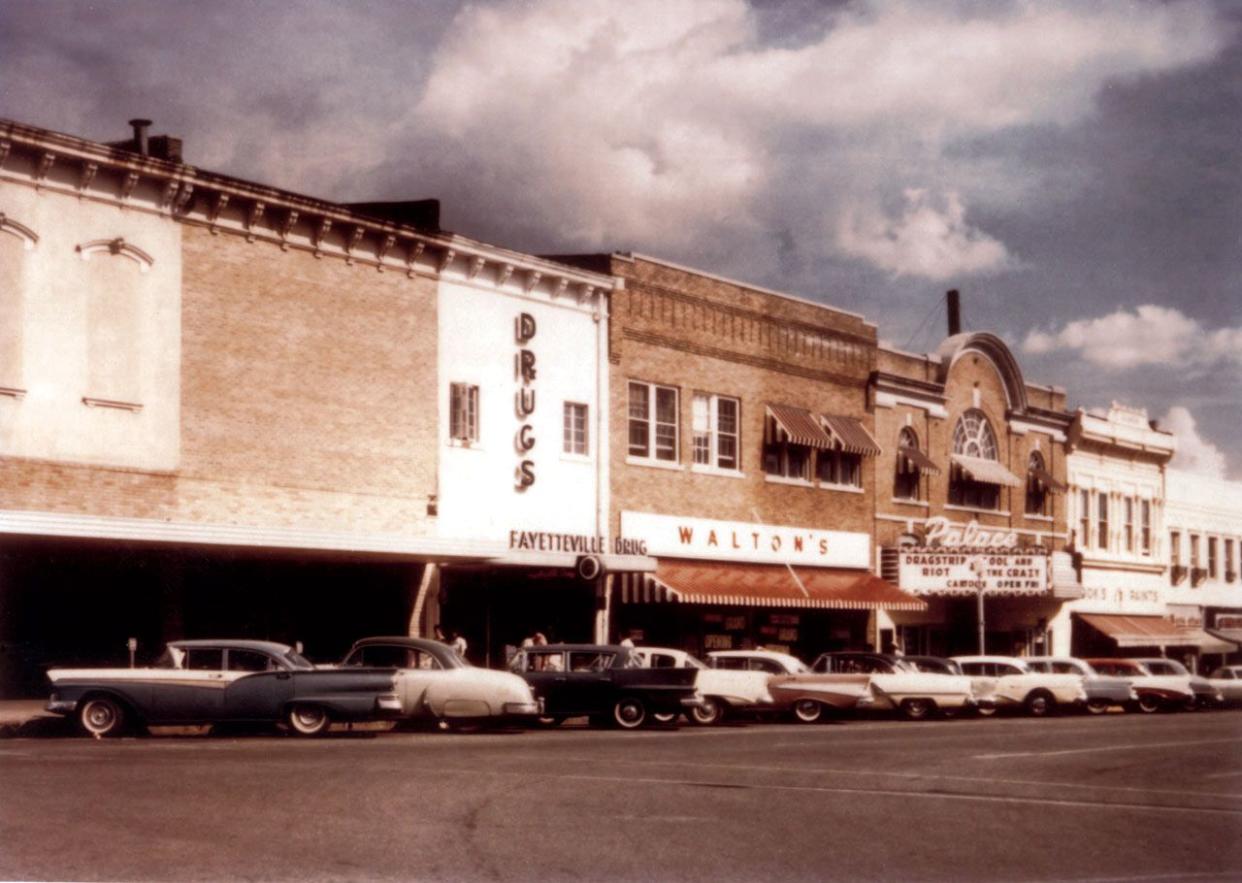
[2,0,1239,477]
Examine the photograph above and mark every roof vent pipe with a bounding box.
[947,289,961,336]
[129,118,152,156]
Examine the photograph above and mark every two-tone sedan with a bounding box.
[340,636,540,727]
[1206,665,1242,706]
[708,650,873,723]
[47,639,401,737]
[630,646,774,725]
[1087,658,1195,713]
[952,655,1087,716]
[812,652,976,720]
[1023,656,1136,714]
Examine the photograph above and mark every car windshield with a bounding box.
[282,649,316,671]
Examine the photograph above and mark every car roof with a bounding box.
[170,639,294,655]
[1084,658,1138,667]
[821,651,901,662]
[709,649,795,660]
[525,644,629,653]
[951,655,1026,664]
[350,636,449,652]
[632,647,688,657]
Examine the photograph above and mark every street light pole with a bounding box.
[971,557,986,654]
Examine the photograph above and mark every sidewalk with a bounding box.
[0,699,61,737]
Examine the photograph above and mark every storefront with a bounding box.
[615,512,924,659]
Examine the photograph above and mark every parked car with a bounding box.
[340,636,539,726]
[707,649,873,723]
[629,647,774,725]
[1085,658,1195,712]
[951,655,1087,716]
[812,652,976,720]
[46,639,402,737]
[1023,656,1136,714]
[1206,665,1242,706]
[507,644,702,729]
[1129,658,1222,710]
[902,655,964,676]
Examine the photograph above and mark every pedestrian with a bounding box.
[433,624,446,643]
[450,630,468,659]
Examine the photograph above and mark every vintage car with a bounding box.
[1129,658,1222,709]
[629,646,774,725]
[951,655,1088,716]
[508,643,702,728]
[1023,656,1137,714]
[46,639,401,737]
[812,652,976,720]
[340,636,540,726]
[1086,658,1195,712]
[902,655,964,676]
[707,649,873,723]
[1206,665,1242,706]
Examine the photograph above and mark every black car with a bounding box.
[508,643,702,728]
[47,639,402,737]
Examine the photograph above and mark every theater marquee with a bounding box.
[620,511,870,568]
[898,549,1049,596]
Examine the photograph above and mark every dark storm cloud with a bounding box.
[1,0,1237,473]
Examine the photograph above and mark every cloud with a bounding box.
[1021,305,1242,370]
[1161,406,1228,479]
[835,189,1015,280]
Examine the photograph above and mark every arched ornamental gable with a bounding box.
[934,332,1029,415]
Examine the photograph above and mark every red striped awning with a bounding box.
[1078,614,1192,648]
[820,415,882,457]
[766,404,833,449]
[898,445,941,475]
[620,560,926,611]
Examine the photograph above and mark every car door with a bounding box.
[150,647,227,721]
[221,648,293,721]
[516,649,572,714]
[559,651,616,714]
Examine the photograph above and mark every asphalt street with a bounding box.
[1,711,1240,883]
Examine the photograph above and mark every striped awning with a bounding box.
[1078,613,1195,648]
[898,445,941,475]
[1029,465,1068,493]
[950,454,1023,488]
[619,560,926,611]
[766,404,833,449]
[820,415,882,457]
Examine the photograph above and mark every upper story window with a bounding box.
[949,409,1004,510]
[1079,489,1091,549]
[1190,534,1200,569]
[894,427,923,501]
[1170,530,1181,566]
[1226,538,1236,581]
[1025,451,1049,516]
[692,393,739,471]
[1208,537,1219,579]
[1124,498,1135,553]
[563,402,588,456]
[628,381,678,462]
[762,404,818,482]
[817,444,861,488]
[449,382,479,444]
[1097,493,1109,550]
[1141,500,1152,555]
[0,217,37,394]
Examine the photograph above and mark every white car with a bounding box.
[708,650,873,723]
[630,647,774,725]
[1023,656,1137,714]
[1206,665,1242,706]
[341,637,540,725]
[951,655,1087,716]
[812,652,977,720]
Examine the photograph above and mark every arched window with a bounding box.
[0,214,38,396]
[949,409,1001,509]
[1025,451,1049,516]
[894,427,921,500]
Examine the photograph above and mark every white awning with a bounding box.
[950,454,1023,488]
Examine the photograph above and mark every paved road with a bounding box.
[1,711,1240,882]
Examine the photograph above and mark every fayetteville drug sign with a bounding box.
[621,511,870,568]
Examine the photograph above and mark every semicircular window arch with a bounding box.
[952,409,998,460]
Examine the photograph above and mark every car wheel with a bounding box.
[900,698,934,721]
[79,696,126,738]
[690,697,724,726]
[1024,691,1055,717]
[1085,698,1111,715]
[613,697,647,729]
[1135,693,1162,714]
[792,699,823,724]
[286,704,331,737]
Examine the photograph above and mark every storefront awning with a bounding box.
[950,453,1024,488]
[820,415,882,457]
[620,560,927,611]
[1209,628,1242,648]
[765,404,833,449]
[1078,613,1199,648]
[1029,465,1068,493]
[1180,628,1238,655]
[898,445,941,475]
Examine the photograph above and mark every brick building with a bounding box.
[871,298,1081,657]
[0,118,620,694]
[554,253,925,658]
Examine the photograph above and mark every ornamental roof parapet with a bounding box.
[0,118,617,304]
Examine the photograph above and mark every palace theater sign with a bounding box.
[898,517,1050,596]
